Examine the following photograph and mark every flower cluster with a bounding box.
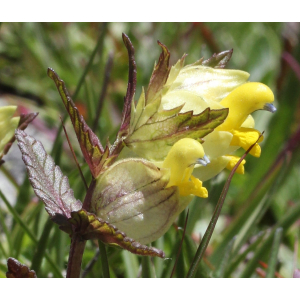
[159,61,276,182]
[90,46,276,244]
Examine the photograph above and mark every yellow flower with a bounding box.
[91,46,275,245]
[162,138,208,198]
[0,106,20,159]
[159,62,275,182]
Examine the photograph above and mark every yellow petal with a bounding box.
[230,128,263,157]
[163,138,205,187]
[178,175,208,198]
[218,82,274,131]
[226,155,246,174]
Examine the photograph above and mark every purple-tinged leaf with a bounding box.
[18,112,39,130]
[146,41,170,104]
[1,112,38,162]
[6,257,37,278]
[69,209,165,258]
[15,129,82,227]
[47,68,104,178]
[120,33,137,133]
[202,49,233,69]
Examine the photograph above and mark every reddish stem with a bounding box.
[66,233,87,278]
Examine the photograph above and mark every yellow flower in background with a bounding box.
[0,106,20,160]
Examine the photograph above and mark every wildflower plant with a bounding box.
[8,33,276,278]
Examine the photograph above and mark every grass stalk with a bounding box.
[0,190,63,278]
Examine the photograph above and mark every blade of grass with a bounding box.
[0,165,19,189]
[121,250,139,278]
[82,249,100,278]
[72,23,107,101]
[0,235,8,258]
[50,22,108,159]
[0,207,12,254]
[213,236,236,278]
[241,200,300,278]
[12,202,43,259]
[153,237,165,278]
[92,51,114,132]
[30,219,53,276]
[0,190,63,278]
[98,241,110,278]
[293,233,299,277]
[170,210,189,278]
[266,227,283,278]
[183,235,210,278]
[224,231,266,277]
[13,177,32,217]
[141,256,155,278]
[60,116,88,191]
[230,149,290,260]
[186,137,260,278]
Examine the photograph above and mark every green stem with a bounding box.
[142,256,155,278]
[31,219,53,275]
[186,140,258,278]
[98,241,110,278]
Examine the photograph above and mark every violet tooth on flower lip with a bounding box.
[196,155,210,166]
[263,103,277,113]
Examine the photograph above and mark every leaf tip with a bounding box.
[47,67,56,79]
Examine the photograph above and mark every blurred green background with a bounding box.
[0,22,300,278]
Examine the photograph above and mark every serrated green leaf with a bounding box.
[126,108,228,161]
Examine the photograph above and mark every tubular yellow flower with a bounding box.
[162,138,208,198]
[159,63,276,182]
[218,82,275,131]
[216,82,274,157]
